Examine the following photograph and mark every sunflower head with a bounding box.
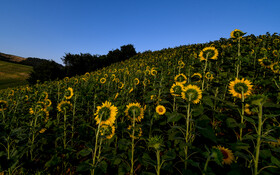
[151,68,157,76]
[127,125,142,139]
[125,102,144,122]
[205,72,214,81]
[100,124,115,139]
[273,50,278,57]
[156,105,166,115]
[134,78,140,85]
[229,78,253,99]
[94,101,118,126]
[178,60,185,69]
[181,84,202,104]
[271,62,280,74]
[191,73,202,83]
[214,146,235,165]
[65,87,74,100]
[57,101,72,113]
[174,73,187,84]
[100,78,106,84]
[199,47,219,61]
[170,82,185,97]
[230,29,245,39]
[0,100,8,111]
[45,99,52,107]
[258,57,273,68]
[40,91,48,100]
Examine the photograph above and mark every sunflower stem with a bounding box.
[130,110,136,175]
[91,111,103,175]
[240,90,245,141]
[156,149,161,175]
[254,103,263,175]
[202,53,209,91]
[185,99,191,169]
[203,153,211,175]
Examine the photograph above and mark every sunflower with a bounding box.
[244,104,255,115]
[100,78,106,84]
[39,128,47,134]
[0,100,8,111]
[199,47,219,61]
[273,50,279,57]
[94,101,118,126]
[114,93,119,100]
[181,84,202,104]
[205,72,214,81]
[258,57,273,68]
[125,102,144,122]
[129,88,134,93]
[29,108,35,115]
[156,105,166,115]
[273,38,280,44]
[64,77,69,82]
[57,101,72,113]
[170,82,185,97]
[215,146,235,165]
[127,125,142,139]
[65,87,74,100]
[151,68,157,76]
[100,124,116,139]
[118,82,124,89]
[174,73,187,84]
[134,78,140,85]
[41,91,49,100]
[45,99,52,107]
[229,78,253,99]
[230,29,245,39]
[178,60,185,68]
[191,73,202,83]
[271,62,280,74]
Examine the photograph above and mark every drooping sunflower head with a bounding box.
[134,78,140,86]
[40,91,48,100]
[271,62,280,74]
[118,82,124,89]
[94,101,118,126]
[230,29,245,39]
[100,124,116,139]
[258,57,273,69]
[273,50,279,57]
[65,87,74,100]
[191,73,202,83]
[170,82,185,97]
[205,72,214,81]
[57,101,72,113]
[174,73,187,84]
[45,99,52,107]
[229,78,253,99]
[215,146,235,165]
[178,60,185,69]
[199,47,219,61]
[181,84,202,104]
[125,102,144,122]
[151,67,157,76]
[100,77,106,84]
[156,105,166,115]
[0,100,8,111]
[127,125,142,139]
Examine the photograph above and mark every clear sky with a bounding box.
[1,0,280,65]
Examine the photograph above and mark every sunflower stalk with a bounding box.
[236,37,241,78]
[130,109,136,175]
[202,53,209,91]
[254,103,263,175]
[91,111,103,175]
[240,90,245,141]
[184,95,192,169]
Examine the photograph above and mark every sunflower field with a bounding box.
[0,30,280,175]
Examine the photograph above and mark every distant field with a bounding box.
[0,60,32,89]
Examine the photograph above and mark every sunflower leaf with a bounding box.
[271,156,280,167]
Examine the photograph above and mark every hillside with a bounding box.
[0,52,26,62]
[0,60,33,89]
[0,31,280,174]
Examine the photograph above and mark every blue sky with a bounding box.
[1,0,280,65]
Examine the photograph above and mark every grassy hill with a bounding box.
[0,52,26,62]
[0,31,280,174]
[0,60,33,89]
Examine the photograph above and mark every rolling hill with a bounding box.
[0,60,33,89]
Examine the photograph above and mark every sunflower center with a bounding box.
[203,50,215,59]
[158,107,163,113]
[263,58,272,66]
[186,89,198,101]
[220,149,229,159]
[173,86,183,94]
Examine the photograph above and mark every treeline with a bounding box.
[27,44,137,84]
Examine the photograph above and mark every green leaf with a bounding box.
[196,125,217,143]
[167,112,184,123]
[76,162,91,172]
[162,150,176,161]
[142,153,156,166]
[192,105,204,117]
[226,118,238,128]
[243,116,255,124]
[78,148,92,157]
[271,156,280,167]
[203,96,214,108]
[98,160,108,173]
